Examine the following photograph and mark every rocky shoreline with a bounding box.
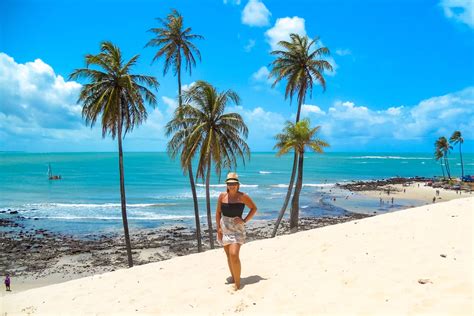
[336,177,430,192]
[1,212,370,282]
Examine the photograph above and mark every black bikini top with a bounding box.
[221,194,245,217]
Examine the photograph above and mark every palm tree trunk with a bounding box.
[178,57,202,252]
[444,154,451,179]
[205,157,214,249]
[290,152,304,233]
[460,143,464,178]
[117,106,133,268]
[188,165,202,252]
[272,98,304,237]
[271,151,298,237]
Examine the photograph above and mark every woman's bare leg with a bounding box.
[223,245,235,283]
[229,243,241,290]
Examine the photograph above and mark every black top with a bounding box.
[221,202,245,218]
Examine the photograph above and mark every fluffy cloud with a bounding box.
[301,104,326,116]
[396,87,474,140]
[440,0,474,28]
[301,87,474,150]
[0,53,82,129]
[0,53,166,151]
[265,16,306,51]
[264,17,336,76]
[242,0,271,27]
[251,66,272,85]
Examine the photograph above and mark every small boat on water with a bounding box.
[48,163,62,180]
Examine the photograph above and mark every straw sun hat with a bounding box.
[225,172,239,184]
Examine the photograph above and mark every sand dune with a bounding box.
[2,198,473,315]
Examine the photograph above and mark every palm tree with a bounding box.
[434,148,445,179]
[435,137,452,179]
[146,9,204,252]
[269,33,332,237]
[449,131,464,178]
[70,41,159,267]
[168,81,250,249]
[274,119,329,233]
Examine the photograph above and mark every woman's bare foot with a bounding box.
[233,283,240,291]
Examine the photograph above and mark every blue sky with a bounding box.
[1,0,473,152]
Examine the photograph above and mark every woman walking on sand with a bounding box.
[216,172,257,290]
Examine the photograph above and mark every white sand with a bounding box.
[358,182,469,204]
[2,197,473,315]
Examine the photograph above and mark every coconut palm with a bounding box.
[274,119,329,233]
[434,148,445,179]
[269,33,332,237]
[168,81,249,249]
[449,131,464,178]
[70,41,159,267]
[146,9,204,252]
[435,137,452,179]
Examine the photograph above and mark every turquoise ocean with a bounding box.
[1,152,472,237]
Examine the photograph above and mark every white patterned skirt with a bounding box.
[219,216,246,246]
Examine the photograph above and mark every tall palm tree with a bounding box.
[435,136,452,179]
[168,81,250,249]
[449,131,464,178]
[274,119,329,233]
[434,148,445,179]
[269,33,332,237]
[70,41,159,267]
[146,9,204,252]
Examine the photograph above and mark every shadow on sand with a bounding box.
[241,275,267,288]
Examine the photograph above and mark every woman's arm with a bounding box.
[216,193,223,236]
[242,194,257,224]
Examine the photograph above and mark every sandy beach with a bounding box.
[2,197,472,315]
[358,182,470,204]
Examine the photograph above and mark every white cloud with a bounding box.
[440,0,474,28]
[265,16,306,51]
[301,87,474,151]
[251,66,272,85]
[302,104,326,116]
[0,53,165,152]
[335,49,352,56]
[386,106,404,116]
[242,0,271,27]
[244,39,256,52]
[0,53,82,130]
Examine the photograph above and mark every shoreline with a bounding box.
[1,176,471,294]
[2,197,472,315]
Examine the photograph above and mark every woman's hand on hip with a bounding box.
[234,217,245,225]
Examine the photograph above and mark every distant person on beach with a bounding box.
[4,274,11,291]
[216,172,257,291]
[432,196,436,203]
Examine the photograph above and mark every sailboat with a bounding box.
[48,163,62,180]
